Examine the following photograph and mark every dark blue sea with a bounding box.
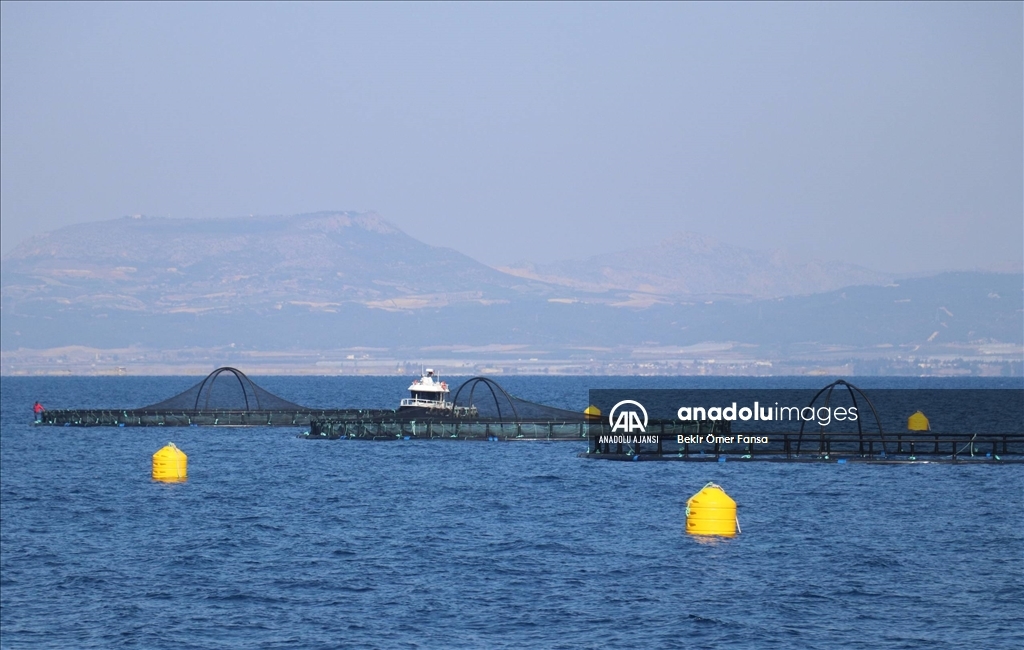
[2,376,1022,649]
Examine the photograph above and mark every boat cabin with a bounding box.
[399,369,452,410]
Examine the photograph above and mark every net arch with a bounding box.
[450,377,584,423]
[795,379,887,455]
[142,367,307,413]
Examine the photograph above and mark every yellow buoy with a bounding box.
[685,482,738,537]
[908,411,930,431]
[584,405,602,420]
[152,442,187,482]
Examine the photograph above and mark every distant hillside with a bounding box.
[1,212,554,314]
[501,231,890,298]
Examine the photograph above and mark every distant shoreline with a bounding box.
[3,347,1020,378]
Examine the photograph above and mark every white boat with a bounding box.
[399,369,452,411]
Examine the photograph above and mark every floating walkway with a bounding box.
[39,408,391,428]
[305,418,589,441]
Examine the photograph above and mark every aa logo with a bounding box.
[609,400,648,433]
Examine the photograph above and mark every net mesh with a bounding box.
[450,377,584,422]
[142,367,307,412]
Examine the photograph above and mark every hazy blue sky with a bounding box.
[2,2,1021,273]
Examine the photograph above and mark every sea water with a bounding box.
[2,376,1022,649]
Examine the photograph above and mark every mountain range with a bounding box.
[2,211,893,313]
[2,211,1021,374]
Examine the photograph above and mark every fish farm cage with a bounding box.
[35,367,396,427]
[305,376,591,440]
[582,380,1024,463]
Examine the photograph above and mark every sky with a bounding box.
[1,2,1021,274]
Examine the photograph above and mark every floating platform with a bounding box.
[37,408,391,428]
[305,417,590,441]
[581,427,1024,463]
[303,410,727,441]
